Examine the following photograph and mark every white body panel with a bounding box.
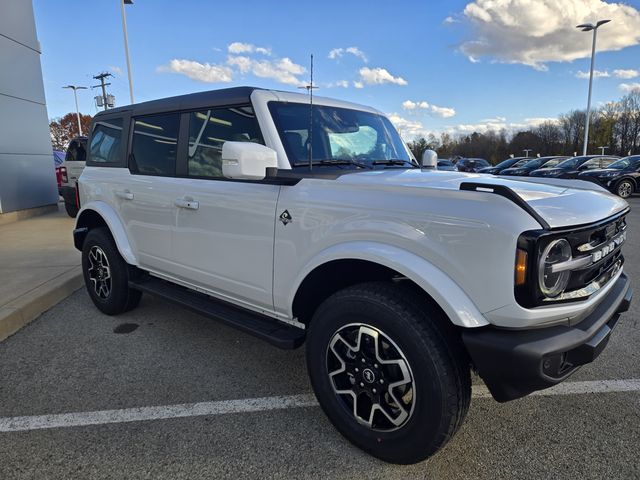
[78,89,630,331]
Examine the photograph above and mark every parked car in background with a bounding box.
[53,150,66,189]
[499,156,570,177]
[59,136,87,217]
[529,155,619,179]
[455,157,490,172]
[437,159,457,171]
[477,156,529,175]
[578,155,640,198]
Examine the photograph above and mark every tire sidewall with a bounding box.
[306,289,453,462]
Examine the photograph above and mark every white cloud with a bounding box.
[619,82,640,93]
[327,80,349,88]
[459,0,640,70]
[358,67,407,86]
[227,55,306,86]
[403,99,455,118]
[228,42,271,55]
[353,81,364,89]
[524,117,559,127]
[158,59,233,83]
[109,66,123,75]
[430,105,456,118]
[387,113,430,139]
[575,70,610,79]
[444,15,459,24]
[614,69,639,79]
[328,46,368,62]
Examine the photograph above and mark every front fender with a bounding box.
[75,200,138,266]
[289,241,489,328]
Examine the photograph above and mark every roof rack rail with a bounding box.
[460,182,550,230]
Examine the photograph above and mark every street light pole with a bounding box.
[62,85,88,136]
[577,19,611,156]
[523,149,532,157]
[120,0,135,104]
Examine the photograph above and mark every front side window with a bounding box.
[580,158,602,170]
[187,106,263,178]
[609,156,640,170]
[269,102,412,168]
[130,114,180,176]
[89,119,122,164]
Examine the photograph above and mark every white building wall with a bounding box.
[0,0,57,213]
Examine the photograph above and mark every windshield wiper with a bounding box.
[292,158,372,169]
[372,159,417,167]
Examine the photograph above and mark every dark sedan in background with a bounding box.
[455,157,490,172]
[500,155,569,176]
[578,155,640,198]
[437,159,457,171]
[477,156,529,175]
[529,155,619,179]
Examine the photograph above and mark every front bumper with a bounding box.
[462,272,632,402]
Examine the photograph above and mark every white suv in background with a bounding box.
[74,87,632,464]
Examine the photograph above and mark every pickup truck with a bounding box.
[73,87,632,464]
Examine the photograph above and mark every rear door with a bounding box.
[117,112,183,273]
[170,105,280,312]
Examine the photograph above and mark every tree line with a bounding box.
[49,113,93,151]
[407,90,640,164]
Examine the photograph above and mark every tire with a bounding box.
[81,227,142,315]
[306,282,471,464]
[65,201,79,218]
[616,180,634,199]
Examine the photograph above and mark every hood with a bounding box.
[478,167,498,174]
[530,168,563,177]
[500,167,528,175]
[334,169,628,229]
[580,168,618,176]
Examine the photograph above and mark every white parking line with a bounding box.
[1,379,639,433]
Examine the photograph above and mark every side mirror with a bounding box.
[222,142,278,180]
[421,149,438,169]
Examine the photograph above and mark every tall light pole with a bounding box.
[576,19,611,156]
[120,0,135,104]
[523,149,532,157]
[62,85,87,136]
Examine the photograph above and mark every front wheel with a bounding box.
[306,282,471,464]
[81,227,142,315]
[616,180,634,199]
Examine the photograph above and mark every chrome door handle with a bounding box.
[174,198,199,210]
[115,190,134,200]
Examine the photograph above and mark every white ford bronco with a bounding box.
[74,87,632,464]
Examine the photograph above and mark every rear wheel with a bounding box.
[81,227,142,315]
[64,201,78,218]
[616,180,634,199]
[306,282,471,464]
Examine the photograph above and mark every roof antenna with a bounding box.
[299,54,318,171]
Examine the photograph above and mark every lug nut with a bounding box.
[374,363,379,368]
[361,358,366,363]
[355,368,359,372]
[373,388,377,394]
[360,382,364,387]
[379,379,384,384]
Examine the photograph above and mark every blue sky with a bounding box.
[34,0,640,139]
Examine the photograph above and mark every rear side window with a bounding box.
[187,106,263,178]
[89,119,122,164]
[130,114,180,176]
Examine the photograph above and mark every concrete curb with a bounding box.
[0,267,83,342]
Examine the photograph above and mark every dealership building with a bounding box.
[0,0,57,218]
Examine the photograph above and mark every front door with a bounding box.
[170,105,279,313]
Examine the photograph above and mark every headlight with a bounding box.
[601,171,618,177]
[538,239,572,297]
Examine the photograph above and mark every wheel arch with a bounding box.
[74,201,138,265]
[615,176,637,190]
[289,242,489,329]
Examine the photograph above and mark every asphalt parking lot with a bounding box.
[1,197,639,480]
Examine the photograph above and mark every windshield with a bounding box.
[608,156,640,170]
[555,157,584,169]
[269,102,413,168]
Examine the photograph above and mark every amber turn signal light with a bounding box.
[515,249,528,285]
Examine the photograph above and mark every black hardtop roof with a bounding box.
[94,86,263,118]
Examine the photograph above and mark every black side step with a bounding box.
[129,276,305,349]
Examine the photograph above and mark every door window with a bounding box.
[89,119,122,164]
[187,106,263,178]
[130,114,180,176]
